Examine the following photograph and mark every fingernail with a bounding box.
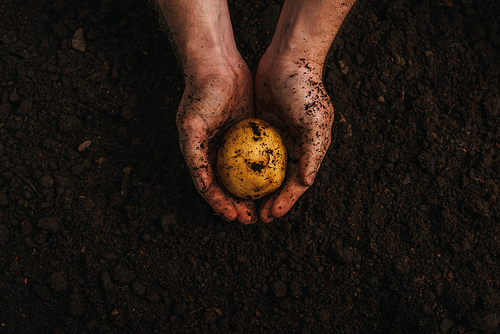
[193,176,206,193]
[219,210,236,222]
[265,214,274,223]
[306,172,316,186]
[219,213,232,222]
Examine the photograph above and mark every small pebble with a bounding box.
[440,318,453,332]
[9,91,20,103]
[38,217,60,231]
[71,28,86,52]
[317,308,331,322]
[0,193,8,207]
[78,140,92,152]
[40,175,54,188]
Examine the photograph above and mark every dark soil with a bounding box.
[1,0,499,333]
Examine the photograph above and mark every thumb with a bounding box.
[297,132,332,186]
[177,118,213,193]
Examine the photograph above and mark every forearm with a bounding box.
[269,0,356,65]
[156,0,240,70]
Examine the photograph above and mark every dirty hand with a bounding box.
[252,0,355,222]
[255,55,334,222]
[177,59,258,224]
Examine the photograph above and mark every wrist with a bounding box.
[158,0,241,72]
[267,31,330,68]
[265,0,355,66]
[265,3,331,66]
[264,42,326,74]
[182,42,242,74]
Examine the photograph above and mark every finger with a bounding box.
[199,182,238,221]
[268,130,331,219]
[233,198,258,225]
[297,126,332,186]
[186,136,256,223]
[258,192,277,223]
[269,169,309,219]
[177,115,238,221]
[258,166,309,221]
[260,135,326,221]
[178,126,213,193]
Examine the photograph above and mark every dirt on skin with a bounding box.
[0,0,499,333]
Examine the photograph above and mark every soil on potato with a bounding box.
[1,0,499,333]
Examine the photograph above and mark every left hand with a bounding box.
[255,54,334,222]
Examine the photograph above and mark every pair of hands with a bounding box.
[176,52,334,224]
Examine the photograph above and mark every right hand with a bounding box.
[176,58,258,224]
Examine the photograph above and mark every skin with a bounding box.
[157,0,356,224]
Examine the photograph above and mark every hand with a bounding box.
[252,0,355,222]
[177,59,258,224]
[157,0,355,224]
[255,54,334,222]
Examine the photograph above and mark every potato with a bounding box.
[217,118,287,199]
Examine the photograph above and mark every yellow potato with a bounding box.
[217,118,287,199]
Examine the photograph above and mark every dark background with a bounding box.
[0,0,498,332]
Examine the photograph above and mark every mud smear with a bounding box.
[249,121,261,136]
